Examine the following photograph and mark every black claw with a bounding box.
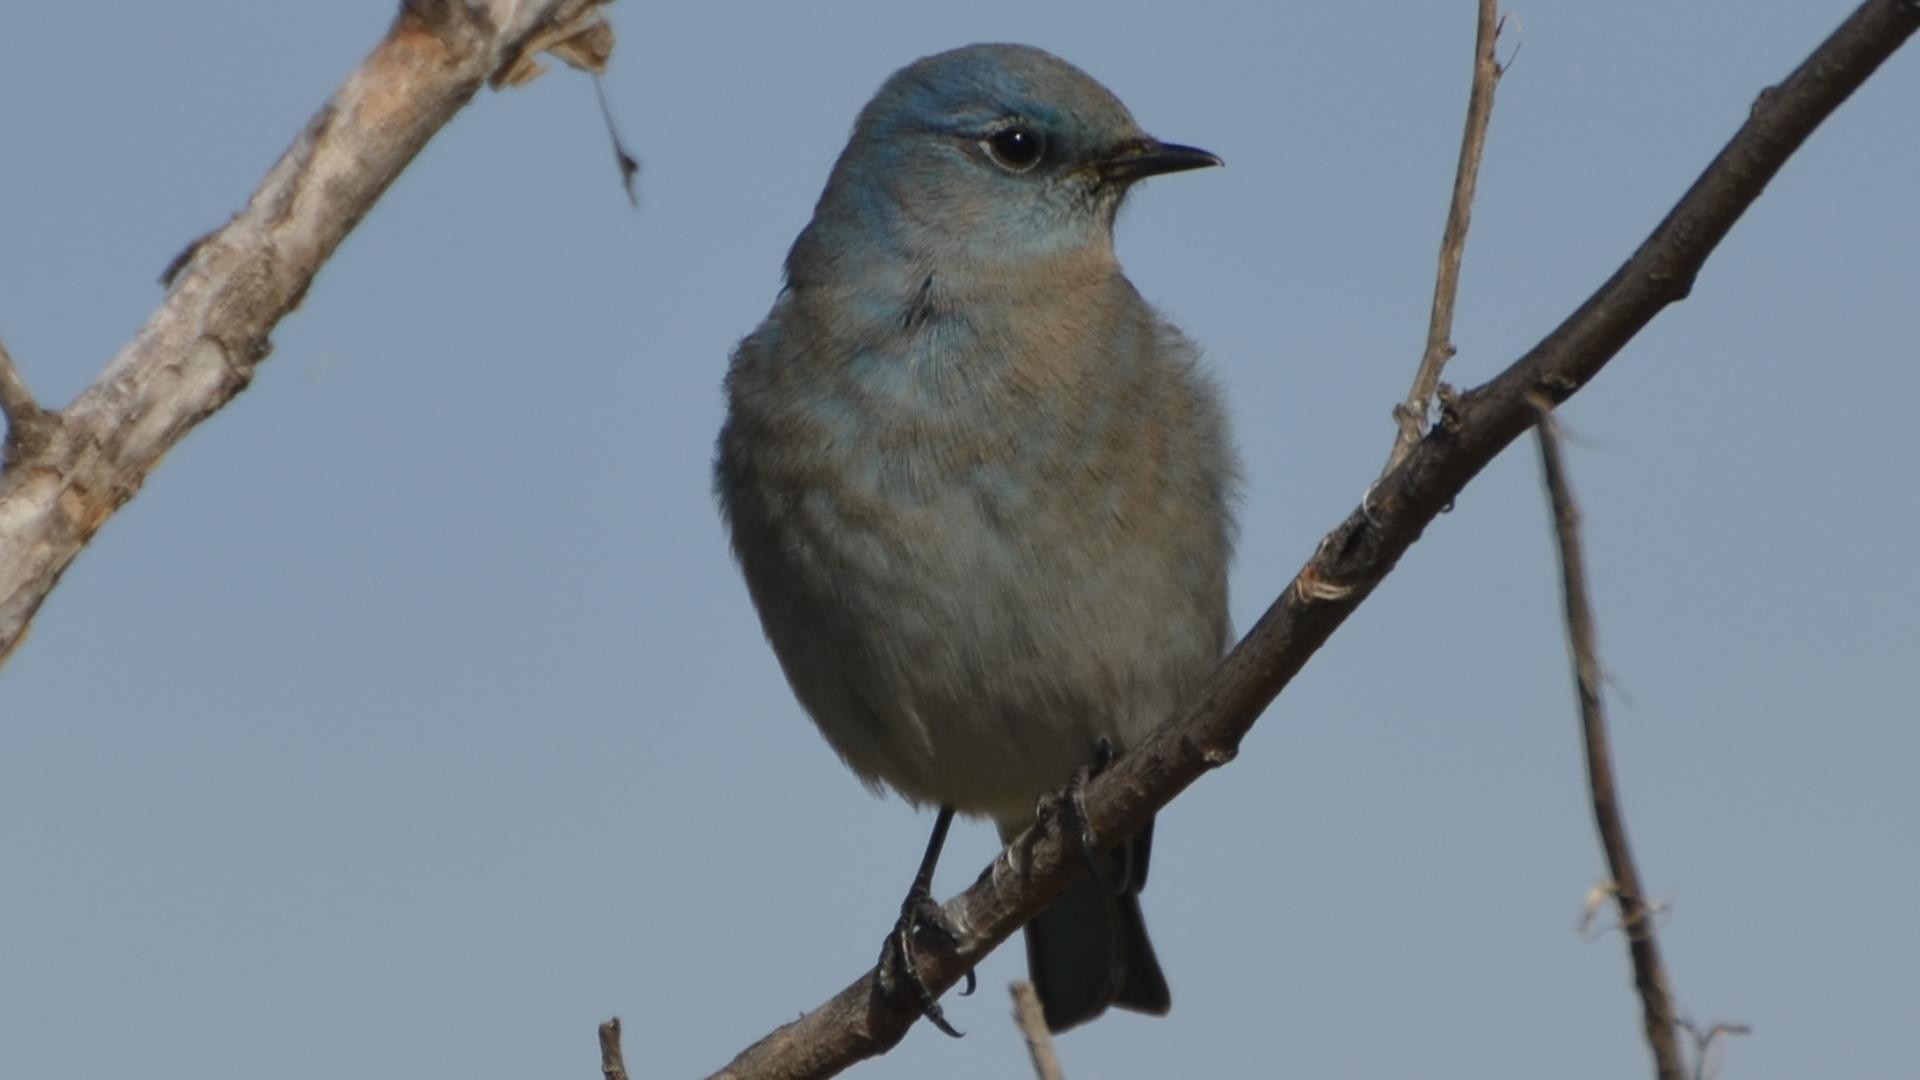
[1068,736,1118,870]
[1025,737,1124,890]
[874,806,974,1038]
[1090,735,1117,773]
[880,894,967,1037]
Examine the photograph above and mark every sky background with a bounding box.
[2,2,1916,1078]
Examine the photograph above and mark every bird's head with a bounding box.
[788,43,1220,287]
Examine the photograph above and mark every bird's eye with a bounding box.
[983,126,1044,172]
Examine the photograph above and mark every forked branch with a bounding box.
[1384,0,1505,476]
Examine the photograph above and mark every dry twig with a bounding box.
[1384,0,1504,476]
[1010,982,1065,1080]
[599,1017,630,1080]
[1680,1017,1752,1080]
[1533,403,1685,1080]
[0,338,36,430]
[0,337,50,463]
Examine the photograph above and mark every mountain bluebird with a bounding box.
[715,43,1237,1034]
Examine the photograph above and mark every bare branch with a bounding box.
[0,0,615,666]
[1533,403,1686,1080]
[706,4,1918,1077]
[594,75,643,207]
[1384,0,1503,477]
[0,337,51,463]
[1010,983,1065,1080]
[1680,1017,1752,1080]
[0,338,36,427]
[598,1017,630,1080]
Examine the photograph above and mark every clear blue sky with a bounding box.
[2,2,1915,1078]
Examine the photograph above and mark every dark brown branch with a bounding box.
[1533,404,1685,1080]
[707,4,1918,1077]
[598,1018,630,1080]
[1384,0,1503,477]
[1010,983,1065,1080]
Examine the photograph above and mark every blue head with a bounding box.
[786,44,1220,290]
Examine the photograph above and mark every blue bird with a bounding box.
[716,42,1237,1034]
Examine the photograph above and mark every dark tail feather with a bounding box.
[1023,819,1171,1032]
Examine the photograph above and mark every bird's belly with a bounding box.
[742,458,1213,822]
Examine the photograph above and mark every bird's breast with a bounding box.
[716,275,1232,812]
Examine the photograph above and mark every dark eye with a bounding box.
[983,126,1044,172]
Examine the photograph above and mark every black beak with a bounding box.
[1097,139,1224,184]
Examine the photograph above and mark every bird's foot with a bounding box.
[877,889,975,1038]
[1022,736,1117,883]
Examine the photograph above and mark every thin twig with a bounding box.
[598,1017,630,1080]
[1679,1017,1752,1080]
[1010,982,1065,1080]
[1384,0,1503,477]
[593,75,641,207]
[709,6,1918,1076]
[1532,402,1686,1080]
[0,337,48,458]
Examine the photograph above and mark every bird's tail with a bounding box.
[1021,818,1171,1032]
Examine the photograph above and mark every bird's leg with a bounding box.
[876,805,975,1038]
[1021,736,1119,887]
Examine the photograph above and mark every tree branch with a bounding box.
[1384,0,1503,477]
[1010,983,1065,1080]
[0,338,38,426]
[0,337,52,465]
[1533,405,1685,1080]
[1680,1017,1751,1080]
[0,0,616,666]
[598,1017,630,1080]
[706,3,1919,1077]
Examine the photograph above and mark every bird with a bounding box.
[714,42,1237,1034]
